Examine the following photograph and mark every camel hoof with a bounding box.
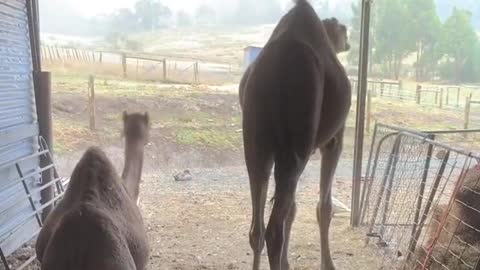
[321,263,336,270]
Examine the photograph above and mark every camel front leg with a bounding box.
[318,128,344,270]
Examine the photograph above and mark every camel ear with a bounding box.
[144,112,150,126]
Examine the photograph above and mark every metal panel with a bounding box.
[0,0,40,258]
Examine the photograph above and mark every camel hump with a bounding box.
[69,146,119,186]
[41,204,136,270]
[82,146,110,164]
[294,0,308,4]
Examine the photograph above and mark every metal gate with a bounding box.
[360,123,480,269]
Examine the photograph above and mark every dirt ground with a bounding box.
[140,162,382,270]
[10,161,381,270]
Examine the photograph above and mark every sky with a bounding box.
[71,0,292,17]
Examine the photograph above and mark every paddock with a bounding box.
[1,0,480,269]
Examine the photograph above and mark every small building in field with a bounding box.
[243,45,263,69]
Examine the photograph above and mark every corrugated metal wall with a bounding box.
[0,0,40,256]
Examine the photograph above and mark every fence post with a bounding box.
[73,49,80,61]
[445,88,449,106]
[65,48,71,60]
[366,91,372,133]
[380,82,384,96]
[122,53,127,78]
[162,59,167,81]
[99,52,103,63]
[194,62,199,84]
[456,87,461,107]
[464,94,471,130]
[434,90,438,105]
[416,85,421,104]
[88,75,96,131]
[47,46,54,61]
[54,47,62,62]
[439,88,444,109]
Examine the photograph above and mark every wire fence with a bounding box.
[360,123,480,270]
[40,45,242,85]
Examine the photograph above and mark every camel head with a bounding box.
[122,111,150,145]
[322,17,350,53]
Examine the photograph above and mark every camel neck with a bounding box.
[121,139,145,202]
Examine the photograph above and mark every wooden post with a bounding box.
[445,88,450,106]
[416,85,422,104]
[439,88,444,109]
[194,62,199,84]
[456,87,461,107]
[122,53,127,78]
[54,47,61,62]
[88,75,96,131]
[162,59,167,81]
[380,82,384,96]
[74,49,80,61]
[82,50,88,62]
[99,52,103,63]
[366,91,372,133]
[91,51,96,62]
[47,46,54,61]
[464,94,471,130]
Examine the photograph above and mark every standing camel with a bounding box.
[239,0,351,269]
[35,112,150,270]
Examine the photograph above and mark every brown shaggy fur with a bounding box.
[36,112,151,270]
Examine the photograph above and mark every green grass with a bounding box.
[176,128,242,150]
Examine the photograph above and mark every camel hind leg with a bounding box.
[244,133,274,270]
[266,153,308,270]
[318,128,344,270]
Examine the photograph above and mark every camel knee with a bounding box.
[317,200,333,223]
[265,224,282,249]
[249,224,265,252]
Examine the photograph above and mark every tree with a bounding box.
[439,8,479,82]
[374,0,415,79]
[110,8,138,34]
[135,0,172,31]
[195,4,217,26]
[404,0,442,81]
[232,0,283,25]
[176,10,192,27]
[347,2,361,69]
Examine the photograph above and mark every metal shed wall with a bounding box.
[0,0,40,257]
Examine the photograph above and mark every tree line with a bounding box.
[347,0,480,83]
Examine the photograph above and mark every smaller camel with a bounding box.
[35,111,150,270]
[121,111,150,205]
